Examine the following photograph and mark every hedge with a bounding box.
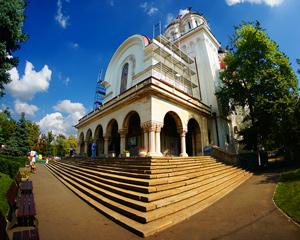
[0,154,27,178]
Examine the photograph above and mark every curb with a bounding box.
[272,173,300,228]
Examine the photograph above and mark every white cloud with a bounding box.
[6,61,52,101]
[38,112,66,136]
[108,0,114,6]
[71,42,79,49]
[55,0,70,28]
[14,100,38,116]
[165,13,175,27]
[179,9,190,16]
[38,100,86,136]
[225,0,283,7]
[53,99,85,115]
[63,77,70,86]
[140,2,158,16]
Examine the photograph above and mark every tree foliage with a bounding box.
[0,0,28,96]
[217,21,298,151]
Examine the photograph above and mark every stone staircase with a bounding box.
[45,156,252,237]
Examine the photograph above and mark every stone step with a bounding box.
[58,161,226,179]
[48,162,241,203]
[50,161,234,187]
[60,158,218,170]
[46,163,247,220]
[68,156,215,164]
[49,162,237,194]
[46,164,251,237]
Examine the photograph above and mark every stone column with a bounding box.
[119,129,128,156]
[142,125,149,153]
[179,128,188,157]
[148,123,156,156]
[104,136,109,157]
[155,124,163,156]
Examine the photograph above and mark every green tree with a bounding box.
[53,134,69,157]
[0,108,16,145]
[14,112,29,155]
[217,21,298,151]
[297,59,300,75]
[67,135,78,150]
[25,120,40,150]
[46,131,54,156]
[0,0,28,96]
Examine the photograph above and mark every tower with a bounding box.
[164,8,232,150]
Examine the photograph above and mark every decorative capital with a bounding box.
[178,128,187,137]
[118,128,128,137]
[141,121,163,132]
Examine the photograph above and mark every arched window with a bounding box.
[120,63,129,94]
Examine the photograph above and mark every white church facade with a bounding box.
[75,9,234,157]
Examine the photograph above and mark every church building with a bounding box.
[75,9,234,157]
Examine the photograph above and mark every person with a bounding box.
[91,143,96,158]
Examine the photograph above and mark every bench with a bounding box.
[6,182,19,222]
[6,181,38,229]
[19,181,33,194]
[16,194,37,226]
[13,229,39,240]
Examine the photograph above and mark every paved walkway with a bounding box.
[30,165,300,240]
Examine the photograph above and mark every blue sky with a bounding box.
[1,0,300,136]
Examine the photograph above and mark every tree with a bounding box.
[0,108,16,145]
[297,59,300,75]
[217,21,298,151]
[25,120,40,150]
[0,0,28,96]
[67,135,78,150]
[14,112,30,155]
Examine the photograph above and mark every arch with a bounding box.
[94,125,104,157]
[86,129,93,157]
[79,132,85,155]
[123,111,143,156]
[161,112,183,156]
[106,119,120,156]
[186,118,202,156]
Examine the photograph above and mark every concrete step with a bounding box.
[50,161,235,188]
[46,163,248,221]
[46,164,251,237]
[57,161,227,179]
[60,158,218,171]
[48,162,241,203]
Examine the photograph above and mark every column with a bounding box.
[148,123,156,156]
[179,129,188,157]
[155,124,163,156]
[142,126,149,153]
[104,136,109,157]
[119,129,128,156]
[85,141,89,157]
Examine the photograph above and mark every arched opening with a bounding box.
[161,112,182,156]
[107,120,120,156]
[186,118,202,156]
[124,112,143,156]
[79,132,85,155]
[94,125,104,157]
[120,63,129,94]
[86,129,93,157]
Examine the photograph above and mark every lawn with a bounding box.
[274,168,300,224]
[0,172,13,215]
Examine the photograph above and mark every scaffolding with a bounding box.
[151,23,200,100]
[93,69,106,110]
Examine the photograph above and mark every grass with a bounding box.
[274,168,300,224]
[0,172,13,215]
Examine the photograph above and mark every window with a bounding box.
[188,22,192,29]
[195,20,198,26]
[120,63,129,94]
